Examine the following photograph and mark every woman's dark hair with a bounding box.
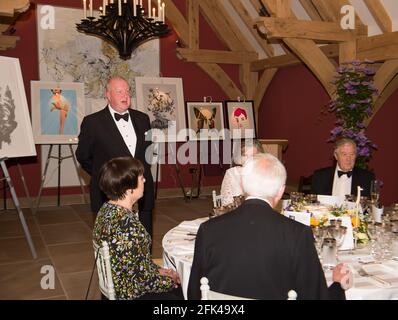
[99,156,144,201]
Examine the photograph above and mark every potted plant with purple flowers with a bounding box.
[328,60,378,169]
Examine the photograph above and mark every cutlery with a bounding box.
[357,268,391,286]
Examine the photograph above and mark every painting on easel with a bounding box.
[0,56,36,159]
[31,81,85,144]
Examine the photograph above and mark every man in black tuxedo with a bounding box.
[76,76,154,237]
[188,153,348,300]
[311,138,375,198]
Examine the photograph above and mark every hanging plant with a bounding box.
[328,60,379,169]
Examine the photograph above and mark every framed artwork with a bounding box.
[31,81,85,144]
[185,101,225,140]
[225,100,257,139]
[0,56,36,159]
[135,77,185,142]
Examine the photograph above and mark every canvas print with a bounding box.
[135,77,185,142]
[225,100,256,139]
[186,102,225,140]
[0,56,36,159]
[31,81,85,144]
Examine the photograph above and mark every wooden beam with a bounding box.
[0,0,30,17]
[163,0,189,45]
[253,68,278,129]
[374,60,398,96]
[284,38,335,96]
[197,63,243,99]
[0,34,19,50]
[251,44,339,71]
[365,73,398,126]
[199,0,250,51]
[364,0,392,33]
[230,0,275,57]
[298,0,322,20]
[177,49,258,64]
[240,63,258,100]
[255,17,357,42]
[308,0,337,22]
[276,0,291,18]
[339,41,357,64]
[187,0,199,49]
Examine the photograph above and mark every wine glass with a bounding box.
[370,180,381,206]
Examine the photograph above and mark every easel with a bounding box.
[34,144,87,213]
[154,142,191,200]
[0,158,37,259]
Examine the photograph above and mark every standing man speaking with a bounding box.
[76,76,154,237]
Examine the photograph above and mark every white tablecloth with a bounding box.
[162,218,398,300]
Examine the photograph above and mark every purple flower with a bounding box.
[348,103,357,110]
[358,147,370,157]
[364,68,376,76]
[347,89,357,95]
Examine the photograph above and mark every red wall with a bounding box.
[2,0,397,205]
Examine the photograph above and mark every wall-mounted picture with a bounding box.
[225,100,256,139]
[186,101,225,140]
[135,77,185,142]
[0,56,36,159]
[31,81,85,144]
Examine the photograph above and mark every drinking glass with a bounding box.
[321,238,337,269]
[370,180,381,206]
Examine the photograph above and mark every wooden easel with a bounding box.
[0,157,37,259]
[34,144,87,213]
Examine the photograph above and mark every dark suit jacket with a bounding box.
[311,166,375,197]
[187,199,345,300]
[76,107,154,215]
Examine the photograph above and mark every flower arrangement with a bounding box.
[285,201,369,244]
[328,60,379,169]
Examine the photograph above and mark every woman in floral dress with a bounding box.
[93,156,182,299]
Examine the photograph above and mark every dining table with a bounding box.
[162,217,398,300]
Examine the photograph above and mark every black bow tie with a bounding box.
[338,170,353,178]
[114,113,129,122]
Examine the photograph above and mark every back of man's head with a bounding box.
[242,153,287,201]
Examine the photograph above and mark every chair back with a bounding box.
[93,240,116,300]
[200,277,297,300]
[212,190,222,208]
[298,175,312,195]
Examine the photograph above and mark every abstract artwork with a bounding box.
[185,101,225,140]
[0,56,36,159]
[225,100,256,139]
[135,77,185,142]
[31,81,85,144]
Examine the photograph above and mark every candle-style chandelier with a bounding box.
[76,0,171,60]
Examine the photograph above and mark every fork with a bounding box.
[357,268,391,286]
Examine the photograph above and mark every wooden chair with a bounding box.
[200,277,297,300]
[212,190,222,208]
[93,240,116,300]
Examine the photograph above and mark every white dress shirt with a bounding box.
[332,165,352,198]
[108,106,137,157]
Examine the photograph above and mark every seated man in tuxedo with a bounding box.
[311,138,375,198]
[188,153,349,300]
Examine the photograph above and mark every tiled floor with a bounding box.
[0,196,213,300]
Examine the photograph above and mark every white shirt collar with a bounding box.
[246,196,272,207]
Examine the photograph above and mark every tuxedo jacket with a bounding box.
[310,166,375,198]
[76,107,154,214]
[187,199,345,300]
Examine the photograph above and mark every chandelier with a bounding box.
[76,0,171,60]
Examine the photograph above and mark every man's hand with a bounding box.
[332,263,353,290]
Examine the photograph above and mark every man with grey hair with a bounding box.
[188,153,347,300]
[311,138,375,198]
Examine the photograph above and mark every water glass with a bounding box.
[321,238,337,269]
